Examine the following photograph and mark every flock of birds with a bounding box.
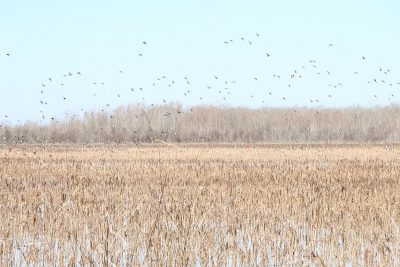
[1,33,400,126]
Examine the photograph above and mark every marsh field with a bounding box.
[0,144,399,266]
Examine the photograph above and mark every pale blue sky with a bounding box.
[1,0,399,124]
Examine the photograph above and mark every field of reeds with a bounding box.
[1,144,399,266]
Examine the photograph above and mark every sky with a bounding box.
[0,0,400,124]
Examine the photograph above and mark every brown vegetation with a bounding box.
[0,144,399,265]
[2,104,400,143]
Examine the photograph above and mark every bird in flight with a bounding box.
[6,53,10,56]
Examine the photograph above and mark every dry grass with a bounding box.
[0,144,399,266]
